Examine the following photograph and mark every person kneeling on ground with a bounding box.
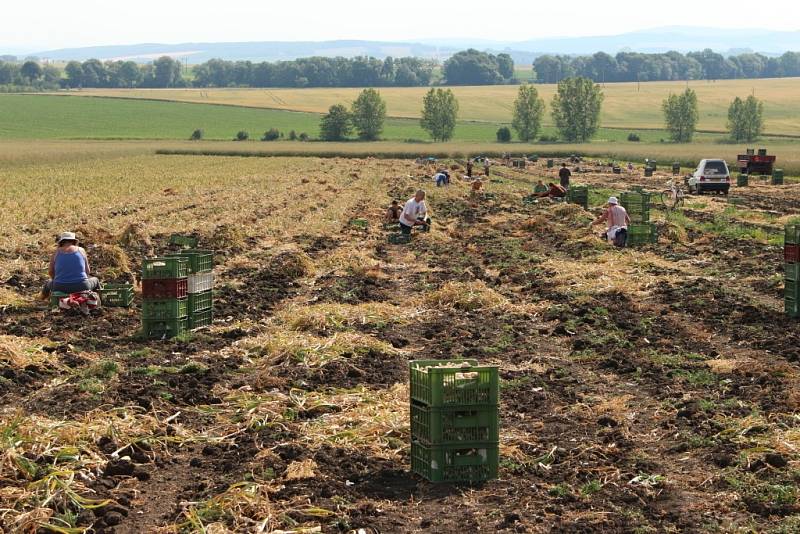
[40,232,100,299]
[535,182,566,199]
[471,177,484,193]
[533,180,548,194]
[435,170,450,187]
[386,200,402,223]
[400,190,431,235]
[590,196,631,247]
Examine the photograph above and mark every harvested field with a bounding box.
[2,148,800,533]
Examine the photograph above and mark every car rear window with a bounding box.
[704,161,728,175]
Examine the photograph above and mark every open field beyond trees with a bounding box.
[49,77,800,136]
[2,143,800,532]
[3,138,800,175]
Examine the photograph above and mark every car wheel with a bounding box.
[696,186,703,195]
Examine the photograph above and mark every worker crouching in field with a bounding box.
[534,182,567,199]
[399,189,431,235]
[435,170,450,187]
[40,232,101,298]
[386,200,402,223]
[533,180,549,194]
[590,197,631,247]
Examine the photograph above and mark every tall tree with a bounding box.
[64,61,83,87]
[662,88,699,142]
[443,49,506,85]
[351,88,386,141]
[20,61,42,83]
[420,88,459,142]
[496,53,515,80]
[727,95,764,142]
[551,77,603,142]
[512,84,545,142]
[153,56,182,87]
[319,104,352,141]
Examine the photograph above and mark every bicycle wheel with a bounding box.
[660,190,676,210]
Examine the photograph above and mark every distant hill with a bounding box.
[28,41,456,64]
[26,27,800,64]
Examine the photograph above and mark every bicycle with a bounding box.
[660,180,685,210]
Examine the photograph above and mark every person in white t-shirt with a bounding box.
[399,189,431,235]
[590,196,630,246]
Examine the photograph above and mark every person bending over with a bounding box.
[399,190,431,235]
[590,196,631,246]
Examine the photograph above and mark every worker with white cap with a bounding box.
[590,197,631,246]
[40,232,101,299]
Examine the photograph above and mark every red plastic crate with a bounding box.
[142,278,188,300]
[785,244,800,264]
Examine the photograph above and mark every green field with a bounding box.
[0,94,683,143]
[56,77,800,136]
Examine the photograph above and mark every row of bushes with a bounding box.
[494,126,563,144]
[190,129,310,142]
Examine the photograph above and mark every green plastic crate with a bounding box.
[167,250,213,274]
[546,159,554,168]
[98,284,134,307]
[188,290,213,314]
[786,263,800,282]
[785,279,800,299]
[142,298,188,320]
[786,225,800,245]
[772,169,784,185]
[737,174,749,187]
[143,317,189,339]
[410,360,499,407]
[189,308,213,329]
[169,234,199,249]
[786,298,799,318]
[49,291,69,308]
[620,193,651,220]
[142,257,189,280]
[411,440,499,483]
[389,234,411,244]
[627,224,658,246]
[411,403,499,445]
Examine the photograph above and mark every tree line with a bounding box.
[312,79,764,144]
[2,48,799,90]
[534,49,800,83]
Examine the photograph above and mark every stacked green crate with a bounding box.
[567,185,589,209]
[141,257,189,338]
[785,224,800,317]
[620,191,656,245]
[172,249,214,329]
[627,223,659,247]
[409,359,499,483]
[620,191,651,223]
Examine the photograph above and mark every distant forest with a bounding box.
[1,48,799,90]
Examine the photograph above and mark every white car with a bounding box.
[687,159,731,195]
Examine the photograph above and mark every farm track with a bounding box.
[2,155,800,532]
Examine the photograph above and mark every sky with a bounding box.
[2,0,799,52]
